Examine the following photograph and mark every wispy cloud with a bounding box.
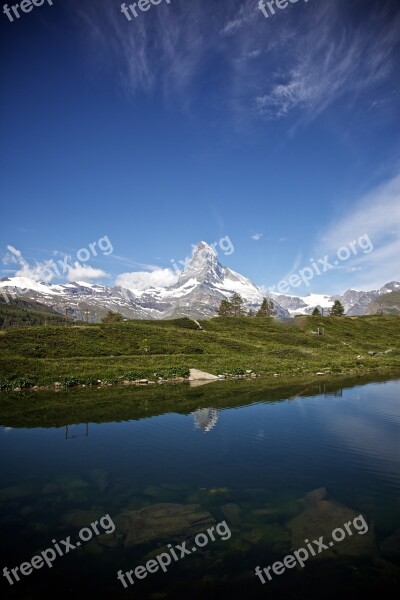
[251,233,263,241]
[254,2,400,122]
[1,247,110,284]
[1,246,57,282]
[77,1,400,127]
[317,172,400,288]
[78,0,211,102]
[220,0,256,37]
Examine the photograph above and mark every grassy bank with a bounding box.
[0,315,399,388]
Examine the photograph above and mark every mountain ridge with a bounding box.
[0,243,398,322]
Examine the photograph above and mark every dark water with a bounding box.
[0,377,399,599]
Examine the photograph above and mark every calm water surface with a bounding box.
[0,378,399,599]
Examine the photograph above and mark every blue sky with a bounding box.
[1,0,399,295]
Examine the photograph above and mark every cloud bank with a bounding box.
[116,268,179,291]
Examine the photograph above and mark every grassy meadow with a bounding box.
[0,315,399,389]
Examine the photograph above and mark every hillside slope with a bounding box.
[0,298,73,328]
[0,316,399,386]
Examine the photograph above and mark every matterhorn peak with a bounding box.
[193,241,218,258]
[175,241,223,286]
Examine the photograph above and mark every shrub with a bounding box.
[62,378,82,388]
[124,370,146,381]
[12,378,35,389]
[101,377,120,385]
[170,318,201,330]
[0,378,12,391]
[230,368,247,376]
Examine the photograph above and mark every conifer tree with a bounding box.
[330,300,345,316]
[256,297,275,317]
[230,292,246,317]
[217,298,231,317]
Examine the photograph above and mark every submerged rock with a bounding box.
[241,527,264,545]
[252,507,281,517]
[116,503,215,547]
[63,509,103,528]
[287,488,376,559]
[221,503,242,525]
[0,485,34,502]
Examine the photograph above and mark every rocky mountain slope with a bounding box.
[366,290,400,315]
[337,282,400,315]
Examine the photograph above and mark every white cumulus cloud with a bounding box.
[67,262,109,282]
[116,268,179,291]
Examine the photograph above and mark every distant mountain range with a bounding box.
[271,281,400,316]
[366,290,400,316]
[0,242,399,322]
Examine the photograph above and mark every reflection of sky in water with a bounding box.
[0,379,399,599]
[0,381,399,499]
[303,381,400,489]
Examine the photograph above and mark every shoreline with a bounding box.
[1,365,400,394]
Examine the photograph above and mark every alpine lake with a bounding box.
[0,373,399,599]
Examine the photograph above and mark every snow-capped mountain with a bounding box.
[0,277,151,321]
[0,244,398,321]
[143,241,289,319]
[271,281,400,316]
[270,292,334,316]
[0,243,289,321]
[333,281,400,316]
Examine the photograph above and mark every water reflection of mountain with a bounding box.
[193,408,219,432]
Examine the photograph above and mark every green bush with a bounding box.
[124,370,146,381]
[62,378,82,388]
[101,377,120,385]
[168,318,200,330]
[0,378,12,391]
[12,378,35,389]
[230,368,247,376]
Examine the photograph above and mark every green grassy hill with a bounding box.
[0,297,72,328]
[0,315,399,387]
